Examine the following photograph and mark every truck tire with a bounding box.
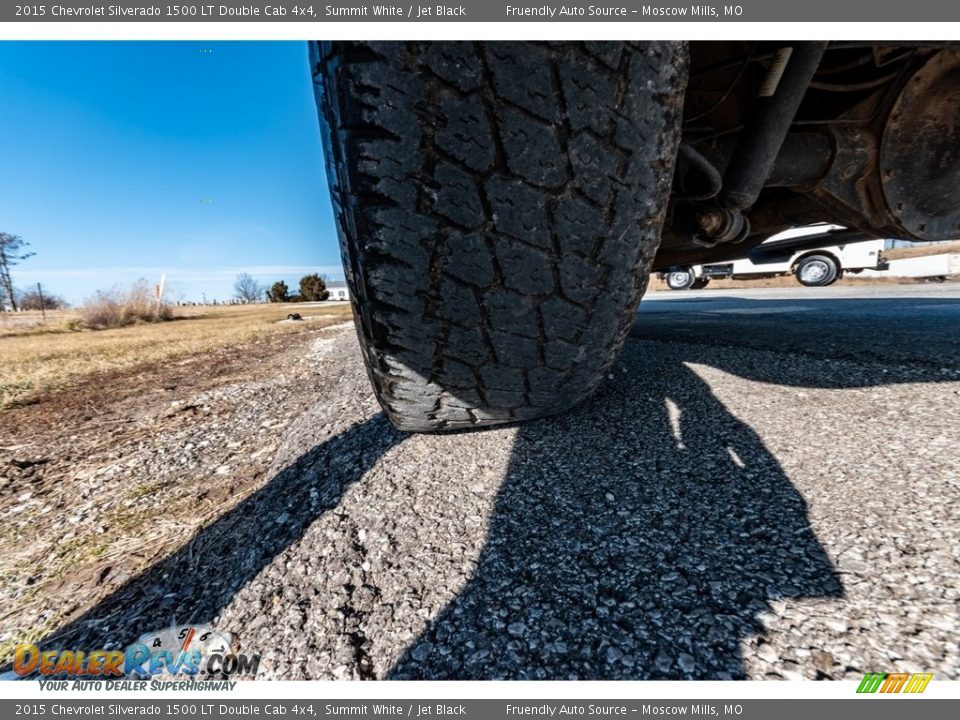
[666,268,697,290]
[690,277,711,290]
[312,42,687,431]
[796,254,840,287]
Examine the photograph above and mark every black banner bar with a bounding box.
[2,699,959,720]
[5,2,960,22]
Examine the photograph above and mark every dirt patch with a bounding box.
[0,320,356,662]
[0,303,353,408]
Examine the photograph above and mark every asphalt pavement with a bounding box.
[46,283,960,680]
[637,283,960,368]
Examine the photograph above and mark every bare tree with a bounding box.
[0,233,35,311]
[233,272,264,303]
[17,286,68,311]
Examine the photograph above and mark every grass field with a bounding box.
[0,302,353,409]
[884,239,960,260]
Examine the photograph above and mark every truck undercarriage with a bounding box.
[659,42,960,270]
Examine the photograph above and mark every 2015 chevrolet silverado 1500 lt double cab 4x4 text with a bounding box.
[311,41,960,431]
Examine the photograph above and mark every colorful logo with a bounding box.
[857,672,933,694]
[12,624,259,679]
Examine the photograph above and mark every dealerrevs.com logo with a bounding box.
[12,624,259,680]
[856,673,933,694]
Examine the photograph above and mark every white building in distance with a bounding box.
[326,280,349,301]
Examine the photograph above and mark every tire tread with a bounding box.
[312,41,687,431]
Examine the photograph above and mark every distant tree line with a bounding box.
[233,273,330,304]
[0,230,341,316]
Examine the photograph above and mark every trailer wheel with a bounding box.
[666,268,697,290]
[690,277,711,290]
[312,41,688,431]
[796,254,840,287]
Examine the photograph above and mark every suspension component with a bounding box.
[720,42,828,211]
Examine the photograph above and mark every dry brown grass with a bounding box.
[883,240,960,261]
[0,302,353,409]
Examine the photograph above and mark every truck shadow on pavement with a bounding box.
[37,413,404,656]
[390,338,847,679]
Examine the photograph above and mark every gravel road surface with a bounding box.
[26,284,960,680]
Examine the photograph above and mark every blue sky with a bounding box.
[0,41,342,305]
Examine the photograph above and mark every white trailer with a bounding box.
[661,227,888,290]
[860,253,960,280]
